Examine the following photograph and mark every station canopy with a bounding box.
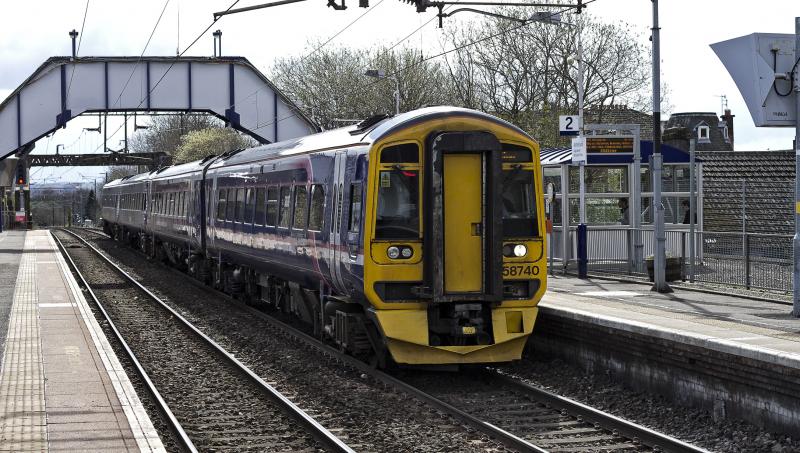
[540,141,696,166]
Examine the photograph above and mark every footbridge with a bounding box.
[0,55,318,161]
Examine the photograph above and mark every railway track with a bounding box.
[53,229,352,453]
[401,369,711,453]
[67,227,710,453]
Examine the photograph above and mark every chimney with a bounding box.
[721,108,735,149]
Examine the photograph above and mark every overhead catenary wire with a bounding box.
[91,0,242,154]
[250,0,597,132]
[224,0,458,131]
[66,0,91,101]
[226,1,389,116]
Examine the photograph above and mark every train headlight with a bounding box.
[513,244,527,257]
[401,247,413,258]
[387,246,401,259]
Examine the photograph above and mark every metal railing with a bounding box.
[548,226,793,295]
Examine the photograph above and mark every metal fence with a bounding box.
[548,226,793,294]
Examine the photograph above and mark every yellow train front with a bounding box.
[358,107,546,365]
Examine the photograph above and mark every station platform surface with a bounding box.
[541,274,800,368]
[0,230,164,452]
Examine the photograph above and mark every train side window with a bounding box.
[217,190,226,220]
[177,192,183,217]
[266,187,278,227]
[278,186,291,228]
[293,185,308,230]
[254,188,266,226]
[182,191,188,217]
[348,183,362,233]
[226,188,236,222]
[308,185,325,231]
[245,188,255,224]
[170,193,176,216]
[235,188,245,222]
[337,183,344,231]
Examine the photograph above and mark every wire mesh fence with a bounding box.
[547,226,793,295]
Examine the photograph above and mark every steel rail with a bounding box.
[52,231,198,453]
[488,370,711,453]
[56,228,355,453]
[71,227,548,453]
[70,227,709,453]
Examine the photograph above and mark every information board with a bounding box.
[586,137,634,155]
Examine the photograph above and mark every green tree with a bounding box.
[129,114,220,155]
[173,128,255,164]
[84,189,98,221]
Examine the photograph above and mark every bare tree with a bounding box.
[271,44,454,130]
[439,6,655,147]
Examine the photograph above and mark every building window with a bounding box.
[697,125,710,143]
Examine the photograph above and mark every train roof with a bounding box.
[208,106,534,169]
[149,157,211,180]
[103,107,535,189]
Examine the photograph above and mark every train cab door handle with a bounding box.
[472,222,482,236]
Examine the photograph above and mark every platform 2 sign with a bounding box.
[585,137,634,155]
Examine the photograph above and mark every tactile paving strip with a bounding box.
[0,234,47,452]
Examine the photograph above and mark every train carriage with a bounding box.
[102,106,546,366]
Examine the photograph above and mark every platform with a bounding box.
[534,274,800,434]
[0,230,164,452]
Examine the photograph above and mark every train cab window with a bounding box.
[226,189,236,222]
[278,186,291,228]
[502,168,539,238]
[380,143,419,163]
[292,185,308,230]
[348,183,362,233]
[308,185,325,231]
[245,188,255,224]
[235,188,245,222]
[254,188,266,226]
[375,169,419,239]
[266,187,279,227]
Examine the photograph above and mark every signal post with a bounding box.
[713,19,800,317]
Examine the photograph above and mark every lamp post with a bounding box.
[651,0,671,293]
[365,69,400,115]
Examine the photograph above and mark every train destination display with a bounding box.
[585,137,634,155]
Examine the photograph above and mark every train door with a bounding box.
[443,153,483,292]
[425,131,503,302]
[330,151,347,293]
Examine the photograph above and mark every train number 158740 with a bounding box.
[502,264,540,277]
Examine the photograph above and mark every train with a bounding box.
[101,106,547,367]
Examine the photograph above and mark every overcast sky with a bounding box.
[1,0,797,184]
